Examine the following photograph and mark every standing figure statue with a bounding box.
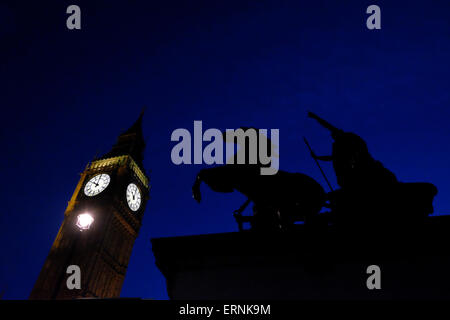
[307,111,397,190]
[307,111,437,228]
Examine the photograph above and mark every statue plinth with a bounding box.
[152,215,450,300]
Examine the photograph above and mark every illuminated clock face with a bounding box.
[84,174,110,196]
[126,183,141,211]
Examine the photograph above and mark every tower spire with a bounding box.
[31,109,150,299]
[101,110,146,167]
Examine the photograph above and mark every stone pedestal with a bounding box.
[152,216,450,300]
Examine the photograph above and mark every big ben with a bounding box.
[30,112,150,299]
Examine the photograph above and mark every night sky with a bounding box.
[0,0,449,299]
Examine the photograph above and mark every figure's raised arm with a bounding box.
[307,111,342,136]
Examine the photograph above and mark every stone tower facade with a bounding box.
[30,113,150,299]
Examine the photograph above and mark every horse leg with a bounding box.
[233,198,252,231]
[193,167,236,203]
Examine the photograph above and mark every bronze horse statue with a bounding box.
[192,128,326,230]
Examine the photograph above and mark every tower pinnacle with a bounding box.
[101,111,146,167]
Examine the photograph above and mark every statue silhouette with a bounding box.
[193,128,326,231]
[307,111,397,189]
[307,112,438,229]
[192,118,438,232]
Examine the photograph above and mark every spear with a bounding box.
[303,136,333,192]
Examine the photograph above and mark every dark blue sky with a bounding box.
[0,0,449,299]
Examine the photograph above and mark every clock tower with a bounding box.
[30,112,150,299]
